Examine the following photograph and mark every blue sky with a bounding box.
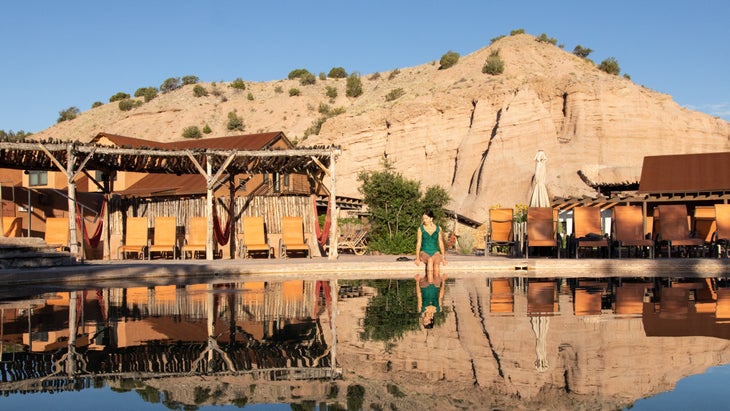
[2,0,729,133]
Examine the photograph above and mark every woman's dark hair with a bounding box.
[423,209,434,218]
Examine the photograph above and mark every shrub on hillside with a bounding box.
[510,28,525,36]
[182,126,202,139]
[247,92,254,101]
[439,51,460,70]
[193,84,208,97]
[325,86,338,99]
[182,75,199,85]
[490,35,506,44]
[91,101,103,108]
[299,72,316,86]
[385,88,405,102]
[202,124,212,134]
[346,73,363,97]
[0,129,32,141]
[134,87,158,102]
[227,111,244,131]
[57,106,80,123]
[109,92,130,102]
[328,67,347,78]
[369,72,381,80]
[160,77,181,93]
[573,45,593,59]
[482,50,504,75]
[387,69,400,80]
[599,57,620,75]
[289,88,301,96]
[536,33,557,45]
[230,77,246,90]
[288,68,312,80]
[118,98,142,111]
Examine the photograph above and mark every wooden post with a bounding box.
[67,144,79,257]
[206,155,214,260]
[328,149,338,260]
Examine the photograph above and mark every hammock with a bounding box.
[76,196,106,249]
[312,195,331,247]
[213,198,233,246]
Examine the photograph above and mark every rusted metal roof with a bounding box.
[639,152,730,192]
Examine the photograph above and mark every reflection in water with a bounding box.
[1,276,730,409]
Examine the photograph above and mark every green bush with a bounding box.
[247,91,254,100]
[91,101,103,108]
[118,98,142,111]
[274,85,283,93]
[182,126,202,139]
[439,50,460,69]
[536,33,557,45]
[319,72,326,80]
[369,72,381,80]
[599,57,620,75]
[57,106,80,122]
[0,129,32,141]
[345,73,363,97]
[510,28,525,36]
[288,68,312,80]
[134,87,158,102]
[227,111,244,131]
[573,45,593,58]
[289,88,301,96]
[490,35,506,44]
[193,84,208,97]
[160,77,181,93]
[299,72,316,86]
[328,67,347,78]
[384,88,405,102]
[482,49,504,75]
[230,77,246,90]
[387,69,400,80]
[202,124,212,134]
[325,86,338,99]
[109,92,130,102]
[182,75,199,85]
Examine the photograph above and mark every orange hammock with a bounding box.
[312,195,331,247]
[76,196,107,249]
[213,198,234,246]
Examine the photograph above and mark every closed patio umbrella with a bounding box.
[529,150,550,208]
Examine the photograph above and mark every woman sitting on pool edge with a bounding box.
[415,271,447,329]
[414,210,447,282]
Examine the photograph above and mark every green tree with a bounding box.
[345,73,363,97]
[327,67,347,78]
[182,75,199,85]
[439,50,460,69]
[109,92,130,102]
[227,111,244,131]
[0,129,32,141]
[288,68,312,80]
[573,45,593,58]
[599,57,621,75]
[134,87,158,102]
[160,77,181,93]
[57,106,80,123]
[230,77,246,90]
[482,49,504,75]
[91,101,103,108]
[299,72,316,86]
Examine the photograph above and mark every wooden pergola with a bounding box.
[0,140,342,260]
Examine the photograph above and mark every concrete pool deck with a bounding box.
[1,253,729,286]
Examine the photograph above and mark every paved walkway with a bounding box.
[1,253,729,287]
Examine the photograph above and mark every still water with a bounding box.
[1,275,730,410]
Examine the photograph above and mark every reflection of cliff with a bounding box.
[336,278,730,410]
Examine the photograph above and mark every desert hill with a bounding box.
[34,33,730,222]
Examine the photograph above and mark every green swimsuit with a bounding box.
[421,284,441,313]
[420,225,440,256]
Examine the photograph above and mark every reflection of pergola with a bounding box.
[0,140,342,259]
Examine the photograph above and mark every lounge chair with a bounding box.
[490,278,514,314]
[525,207,560,258]
[656,204,705,257]
[713,204,730,258]
[182,216,208,259]
[2,216,22,237]
[573,206,610,258]
[486,208,516,256]
[241,216,272,258]
[612,205,654,258]
[327,224,369,256]
[280,216,311,258]
[118,216,148,259]
[693,206,716,248]
[45,217,70,251]
[148,216,178,259]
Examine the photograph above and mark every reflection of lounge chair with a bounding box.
[613,206,654,258]
[487,208,515,256]
[525,207,559,258]
[716,288,730,320]
[280,216,310,258]
[713,204,730,258]
[149,216,177,259]
[182,216,207,259]
[118,217,148,259]
[527,281,558,315]
[656,205,705,257]
[573,206,610,258]
[615,282,649,315]
[490,278,514,314]
[241,216,271,258]
[659,286,689,319]
[2,216,22,237]
[574,287,602,316]
[45,217,69,251]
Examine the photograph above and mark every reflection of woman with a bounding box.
[415,210,447,283]
[415,272,447,328]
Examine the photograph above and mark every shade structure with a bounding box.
[529,150,550,207]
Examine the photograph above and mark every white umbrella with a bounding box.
[529,150,550,208]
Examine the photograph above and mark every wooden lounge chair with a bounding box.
[2,216,22,237]
[241,216,271,258]
[486,208,515,256]
[182,216,208,259]
[573,206,610,258]
[693,206,716,248]
[118,216,148,259]
[490,278,514,314]
[149,216,178,259]
[280,216,311,258]
[613,206,654,258]
[656,205,705,257]
[713,204,730,258]
[525,207,560,258]
[45,217,69,251]
[336,225,369,255]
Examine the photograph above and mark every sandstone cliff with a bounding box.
[34,34,730,222]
